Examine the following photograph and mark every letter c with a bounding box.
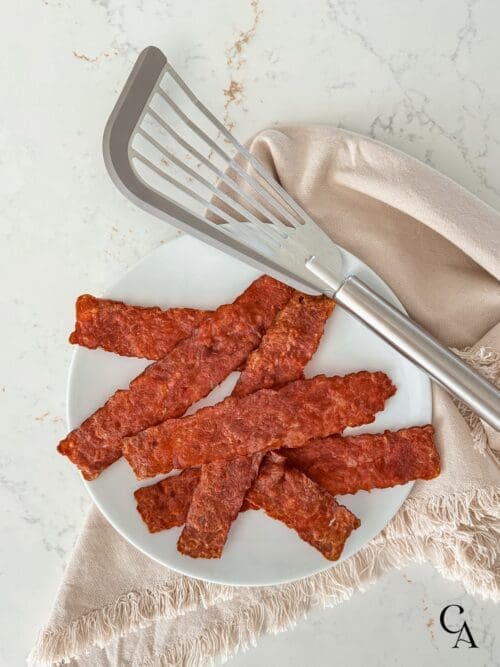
[440,604,464,633]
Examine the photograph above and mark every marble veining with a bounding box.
[223,0,262,128]
[0,1,498,665]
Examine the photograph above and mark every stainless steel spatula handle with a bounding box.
[308,259,500,430]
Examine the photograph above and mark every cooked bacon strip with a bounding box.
[123,371,396,479]
[245,453,360,560]
[177,453,264,558]
[233,293,335,397]
[134,469,201,532]
[58,276,293,480]
[176,294,334,558]
[70,294,210,360]
[283,425,440,495]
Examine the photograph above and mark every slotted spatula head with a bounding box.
[103,46,344,295]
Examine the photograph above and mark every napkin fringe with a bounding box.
[451,345,500,462]
[28,485,499,666]
[28,577,235,666]
[144,486,499,667]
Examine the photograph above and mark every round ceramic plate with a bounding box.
[67,234,431,586]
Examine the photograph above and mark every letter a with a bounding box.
[452,622,478,649]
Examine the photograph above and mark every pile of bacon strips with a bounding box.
[58,275,440,561]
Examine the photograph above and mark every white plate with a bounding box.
[67,235,431,586]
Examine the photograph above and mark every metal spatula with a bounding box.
[103,46,500,430]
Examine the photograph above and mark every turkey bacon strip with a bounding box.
[123,371,396,479]
[283,425,440,496]
[70,294,210,360]
[245,453,360,561]
[134,469,202,533]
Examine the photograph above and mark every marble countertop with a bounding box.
[0,1,498,665]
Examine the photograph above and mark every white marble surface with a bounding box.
[0,1,498,665]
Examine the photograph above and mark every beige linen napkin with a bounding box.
[30,127,500,666]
